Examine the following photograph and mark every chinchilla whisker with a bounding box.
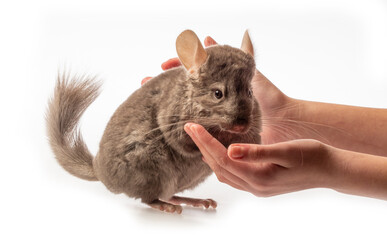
[262,116,347,134]
[263,124,297,143]
[262,102,301,117]
[143,118,220,146]
[143,119,196,136]
[143,122,185,137]
[143,117,222,137]
[263,121,295,135]
[263,120,330,144]
[156,115,193,118]
[262,118,336,144]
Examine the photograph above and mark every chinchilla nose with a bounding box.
[230,124,247,133]
[230,117,249,132]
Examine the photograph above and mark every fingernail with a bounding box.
[189,124,198,136]
[230,146,244,159]
[141,77,152,86]
[161,62,167,70]
[184,123,193,134]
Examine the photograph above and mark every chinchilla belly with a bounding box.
[172,154,213,193]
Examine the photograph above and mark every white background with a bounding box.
[1,0,387,239]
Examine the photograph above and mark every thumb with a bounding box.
[227,143,295,168]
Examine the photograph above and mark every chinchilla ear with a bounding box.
[176,30,208,72]
[241,30,254,57]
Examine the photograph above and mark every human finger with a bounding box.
[203,156,249,191]
[227,143,295,168]
[202,157,252,192]
[184,123,254,178]
[184,123,248,189]
[161,58,181,70]
[141,77,153,86]
[185,124,253,192]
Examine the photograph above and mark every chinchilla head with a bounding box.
[176,30,258,134]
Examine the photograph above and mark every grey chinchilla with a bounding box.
[46,30,261,213]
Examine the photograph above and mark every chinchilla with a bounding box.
[46,30,261,214]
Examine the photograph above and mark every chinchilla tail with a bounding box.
[46,72,101,181]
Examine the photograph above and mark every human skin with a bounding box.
[184,123,387,200]
[142,36,387,200]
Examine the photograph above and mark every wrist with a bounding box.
[327,147,387,200]
[319,145,346,190]
[328,148,367,196]
[303,141,340,190]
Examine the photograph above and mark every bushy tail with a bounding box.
[46,72,101,181]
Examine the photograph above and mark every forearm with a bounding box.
[329,146,387,200]
[287,98,387,156]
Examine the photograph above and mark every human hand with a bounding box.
[184,123,335,197]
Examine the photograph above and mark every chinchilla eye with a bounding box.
[248,89,253,98]
[214,89,223,99]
